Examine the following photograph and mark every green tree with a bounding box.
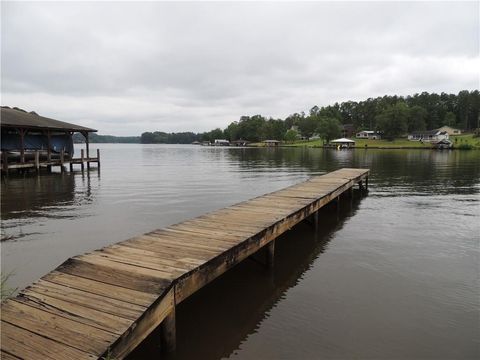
[443,112,457,127]
[316,117,341,144]
[237,115,266,142]
[298,116,318,140]
[376,103,409,140]
[225,121,239,141]
[408,105,427,132]
[284,129,298,143]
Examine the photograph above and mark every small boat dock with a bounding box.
[0,168,369,359]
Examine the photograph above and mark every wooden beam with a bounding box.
[266,240,275,269]
[161,305,176,353]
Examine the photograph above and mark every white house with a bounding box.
[408,130,449,142]
[356,130,382,139]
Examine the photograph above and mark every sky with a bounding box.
[1,1,479,136]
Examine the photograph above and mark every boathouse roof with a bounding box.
[1,107,97,132]
[331,138,355,143]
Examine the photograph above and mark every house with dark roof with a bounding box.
[407,129,449,142]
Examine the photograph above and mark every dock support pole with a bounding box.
[97,148,100,169]
[266,240,275,268]
[35,151,40,173]
[85,133,90,170]
[2,152,8,175]
[314,211,319,232]
[365,176,369,190]
[81,149,85,172]
[161,307,176,353]
[69,162,73,172]
[60,150,65,173]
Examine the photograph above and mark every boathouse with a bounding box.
[330,138,356,148]
[1,106,99,173]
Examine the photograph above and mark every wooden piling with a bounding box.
[35,150,40,173]
[81,149,85,172]
[161,307,176,353]
[266,240,275,268]
[2,151,8,174]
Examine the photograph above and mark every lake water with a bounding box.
[1,144,479,359]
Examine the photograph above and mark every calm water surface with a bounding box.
[1,144,479,359]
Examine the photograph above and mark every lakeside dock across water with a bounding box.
[0,168,369,360]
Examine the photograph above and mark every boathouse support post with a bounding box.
[35,151,40,173]
[2,151,8,174]
[18,128,26,163]
[81,149,85,172]
[83,131,90,170]
[266,240,275,268]
[47,131,51,161]
[161,306,176,353]
[60,149,65,172]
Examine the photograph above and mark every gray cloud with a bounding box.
[2,1,479,135]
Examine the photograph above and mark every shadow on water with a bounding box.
[127,191,366,360]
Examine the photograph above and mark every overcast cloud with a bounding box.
[1,1,479,135]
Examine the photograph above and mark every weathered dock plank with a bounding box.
[0,168,369,359]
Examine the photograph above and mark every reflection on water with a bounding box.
[1,145,479,359]
[1,172,97,241]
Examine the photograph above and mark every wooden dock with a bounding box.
[0,168,369,359]
[1,149,100,174]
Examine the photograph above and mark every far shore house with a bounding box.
[356,130,382,139]
[264,140,280,147]
[1,106,98,173]
[408,129,449,142]
[330,138,356,148]
[214,139,230,146]
[436,126,462,136]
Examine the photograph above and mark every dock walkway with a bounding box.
[0,168,369,360]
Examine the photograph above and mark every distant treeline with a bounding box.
[140,90,480,143]
[73,133,140,143]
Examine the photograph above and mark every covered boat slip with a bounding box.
[0,168,369,360]
[0,107,99,173]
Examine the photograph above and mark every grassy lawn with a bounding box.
[450,134,480,148]
[283,133,480,149]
